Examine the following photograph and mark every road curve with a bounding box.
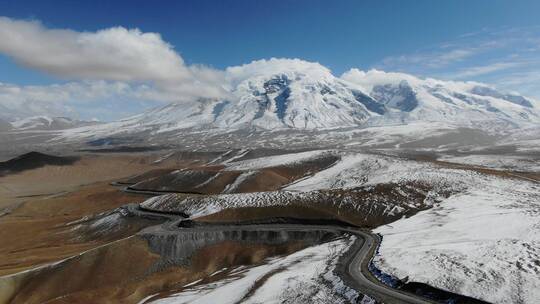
[342,229,436,304]
[125,204,437,303]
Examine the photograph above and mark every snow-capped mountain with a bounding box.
[341,69,540,130]
[9,116,100,131]
[61,59,540,140]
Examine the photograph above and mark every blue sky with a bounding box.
[0,0,539,120]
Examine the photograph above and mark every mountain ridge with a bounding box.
[58,61,539,142]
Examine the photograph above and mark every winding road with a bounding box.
[342,229,437,304]
[125,204,438,303]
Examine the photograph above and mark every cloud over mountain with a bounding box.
[0,17,538,123]
[0,17,227,99]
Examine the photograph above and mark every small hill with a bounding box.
[0,151,79,176]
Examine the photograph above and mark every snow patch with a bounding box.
[147,236,360,304]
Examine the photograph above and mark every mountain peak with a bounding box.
[57,64,540,140]
[226,58,334,86]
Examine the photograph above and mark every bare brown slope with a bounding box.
[1,234,310,304]
[150,182,440,228]
[0,153,174,209]
[0,182,155,276]
[0,152,181,275]
[125,153,340,194]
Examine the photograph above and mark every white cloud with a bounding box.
[492,70,540,100]
[225,58,332,86]
[381,48,478,69]
[376,26,540,100]
[0,83,74,120]
[0,17,227,100]
[379,27,540,73]
[0,81,169,121]
[341,68,421,91]
[451,62,525,78]
[0,58,335,121]
[0,16,236,121]
[340,68,486,94]
[1,16,539,121]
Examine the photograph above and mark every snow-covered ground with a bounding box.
[320,122,458,148]
[285,152,464,193]
[496,126,540,153]
[511,138,540,152]
[288,152,540,303]
[140,150,540,303]
[141,191,306,218]
[225,149,334,170]
[144,236,374,304]
[374,176,540,303]
[285,153,386,190]
[439,154,540,172]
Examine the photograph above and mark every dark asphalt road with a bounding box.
[126,204,437,303]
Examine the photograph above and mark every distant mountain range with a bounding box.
[0,116,100,132]
[58,65,539,139]
[3,62,539,150]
